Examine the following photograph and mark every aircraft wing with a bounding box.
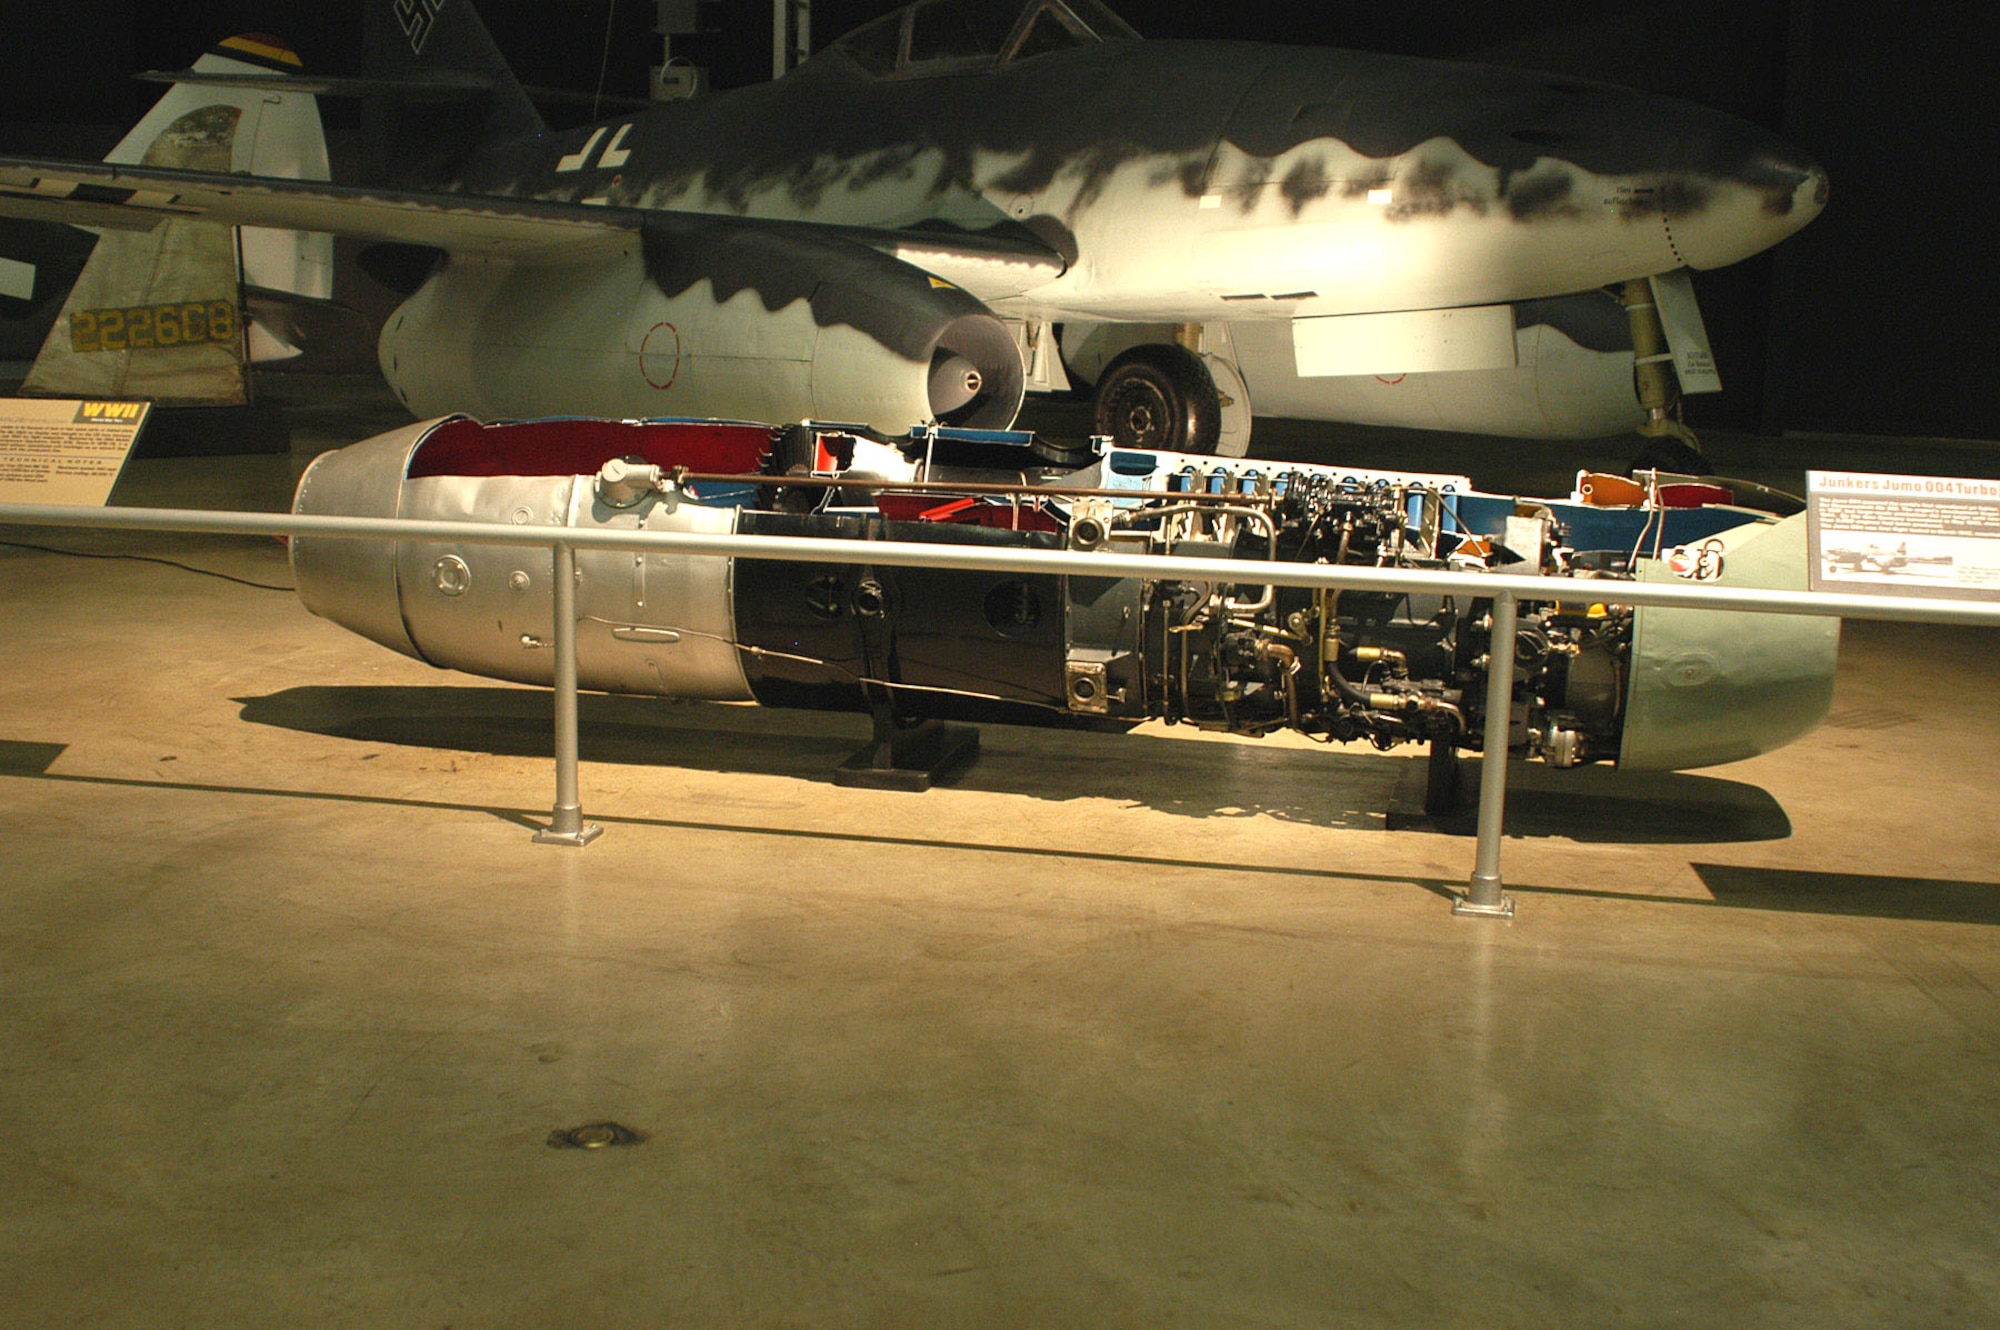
[0,157,1066,294]
[0,156,640,260]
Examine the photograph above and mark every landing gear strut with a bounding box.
[1618,278,1711,476]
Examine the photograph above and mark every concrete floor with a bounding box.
[2,379,1998,1326]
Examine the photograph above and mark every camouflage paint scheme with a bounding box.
[463,13,1824,319]
[0,0,1826,439]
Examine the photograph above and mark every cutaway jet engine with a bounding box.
[291,418,1838,792]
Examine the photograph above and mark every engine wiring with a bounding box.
[0,539,297,592]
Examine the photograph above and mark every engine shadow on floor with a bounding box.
[233,686,1790,844]
[0,739,67,776]
[10,758,1476,898]
[1411,757,1793,845]
[235,684,1402,831]
[1691,863,2000,927]
[1510,861,2000,926]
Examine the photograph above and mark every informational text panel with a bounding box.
[1808,471,2000,601]
[0,398,150,506]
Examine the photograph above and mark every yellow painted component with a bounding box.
[219,35,303,67]
[69,300,239,353]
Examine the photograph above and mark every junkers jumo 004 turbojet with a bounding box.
[290,416,1838,797]
[0,0,1825,458]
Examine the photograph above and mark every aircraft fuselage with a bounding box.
[376,26,1824,434]
[447,38,1824,322]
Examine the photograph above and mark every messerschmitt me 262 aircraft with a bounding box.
[0,0,1825,462]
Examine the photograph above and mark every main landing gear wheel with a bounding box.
[1091,344,1222,454]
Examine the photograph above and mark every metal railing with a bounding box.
[8,499,2000,917]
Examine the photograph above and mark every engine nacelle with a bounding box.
[380,221,1025,434]
[293,418,1839,780]
[293,416,775,701]
[1621,513,1838,770]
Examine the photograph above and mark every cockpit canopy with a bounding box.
[829,0,1140,79]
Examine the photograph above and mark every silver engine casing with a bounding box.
[291,418,430,662]
[291,419,755,701]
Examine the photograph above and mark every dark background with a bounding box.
[1,0,1989,442]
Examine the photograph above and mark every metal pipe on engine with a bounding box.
[1263,641,1303,729]
[1143,502,1280,614]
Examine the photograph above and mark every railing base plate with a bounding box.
[1453,890,1516,919]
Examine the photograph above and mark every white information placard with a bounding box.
[0,397,150,506]
[1808,471,2000,601]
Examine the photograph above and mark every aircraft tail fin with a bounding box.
[363,0,545,186]
[22,34,337,402]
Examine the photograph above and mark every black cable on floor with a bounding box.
[0,539,296,592]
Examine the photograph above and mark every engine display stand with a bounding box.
[836,716,980,792]
[1424,738,1463,816]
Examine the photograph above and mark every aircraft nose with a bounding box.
[1653,117,1830,269]
[1490,75,1827,262]
[1804,159,1831,210]
[1752,141,1832,219]
[1788,156,1831,219]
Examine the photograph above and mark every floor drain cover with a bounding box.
[547,1121,647,1150]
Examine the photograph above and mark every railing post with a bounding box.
[534,538,602,847]
[1455,589,1517,918]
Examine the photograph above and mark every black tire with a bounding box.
[1628,436,1712,476]
[1091,344,1222,454]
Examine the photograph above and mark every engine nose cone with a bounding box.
[927,313,1026,428]
[928,353,984,416]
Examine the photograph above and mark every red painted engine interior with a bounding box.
[874,493,1063,532]
[406,417,777,480]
